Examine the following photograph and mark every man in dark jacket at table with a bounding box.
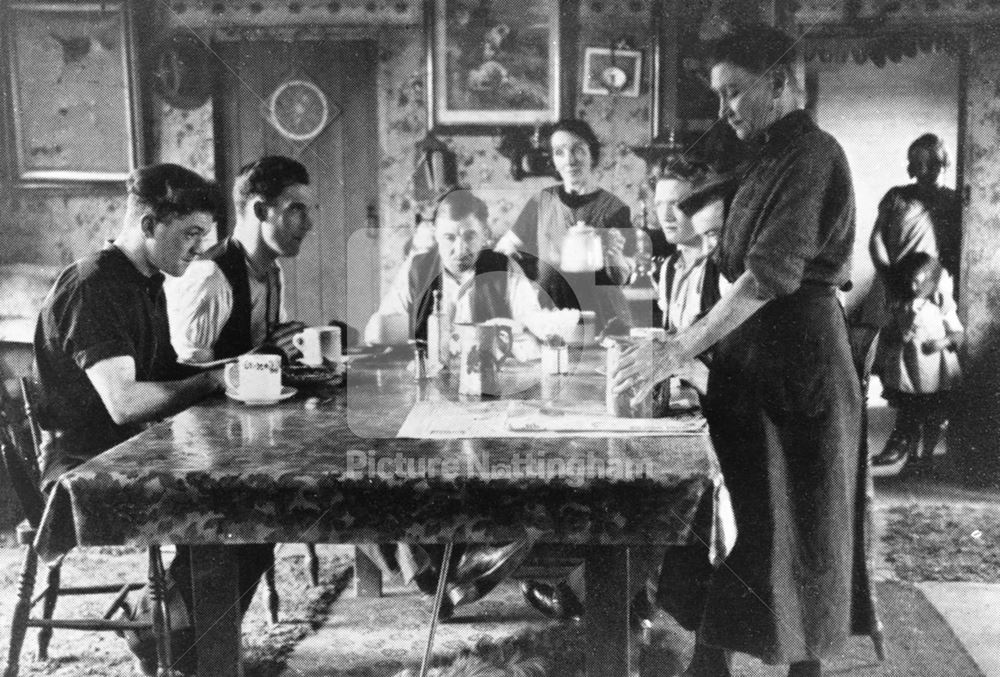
[365,187,541,345]
[363,188,538,619]
[33,164,228,674]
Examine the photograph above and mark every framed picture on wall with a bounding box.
[429,0,563,129]
[5,2,138,182]
[582,47,642,97]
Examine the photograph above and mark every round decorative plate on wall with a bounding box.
[268,79,330,142]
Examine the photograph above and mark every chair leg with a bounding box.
[306,544,320,586]
[148,546,173,675]
[4,545,38,677]
[860,375,887,662]
[37,563,61,660]
[865,467,887,662]
[265,565,279,624]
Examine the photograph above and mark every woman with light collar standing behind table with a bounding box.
[614,25,871,677]
[495,118,633,331]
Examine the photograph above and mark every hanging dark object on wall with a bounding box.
[414,133,458,202]
[497,127,554,181]
[152,32,214,110]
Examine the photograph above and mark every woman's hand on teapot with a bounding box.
[603,228,632,282]
[604,228,626,258]
[604,228,628,264]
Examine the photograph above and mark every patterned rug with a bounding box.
[279,578,983,677]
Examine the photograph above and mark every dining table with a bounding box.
[34,346,733,677]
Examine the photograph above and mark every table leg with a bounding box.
[585,546,631,677]
[190,545,242,677]
[354,546,384,598]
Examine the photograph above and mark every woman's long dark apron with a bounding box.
[698,284,864,664]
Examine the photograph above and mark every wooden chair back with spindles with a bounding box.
[1,378,172,677]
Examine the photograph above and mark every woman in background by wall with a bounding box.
[494,119,633,331]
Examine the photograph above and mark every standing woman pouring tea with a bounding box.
[495,119,632,329]
[614,26,869,677]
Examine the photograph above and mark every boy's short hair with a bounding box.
[128,164,222,223]
[888,251,942,300]
[647,124,744,190]
[233,156,310,215]
[678,176,739,218]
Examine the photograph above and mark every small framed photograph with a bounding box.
[582,46,642,97]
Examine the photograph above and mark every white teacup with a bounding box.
[293,325,342,367]
[225,354,282,401]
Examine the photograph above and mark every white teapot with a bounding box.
[560,221,604,273]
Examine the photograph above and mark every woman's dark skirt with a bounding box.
[696,284,865,664]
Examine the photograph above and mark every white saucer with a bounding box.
[226,386,297,406]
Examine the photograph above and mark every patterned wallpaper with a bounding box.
[0,191,125,267]
[1,0,657,292]
[157,101,216,179]
[369,2,657,292]
[158,0,421,29]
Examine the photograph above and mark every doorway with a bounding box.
[214,39,380,335]
[807,46,962,312]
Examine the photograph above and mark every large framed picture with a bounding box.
[429,0,562,129]
[5,2,139,182]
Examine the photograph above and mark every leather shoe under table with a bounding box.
[452,541,531,603]
[521,580,658,629]
[520,580,584,621]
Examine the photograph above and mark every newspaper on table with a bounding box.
[397,399,707,439]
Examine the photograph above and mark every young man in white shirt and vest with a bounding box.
[162,157,315,667]
[166,155,314,363]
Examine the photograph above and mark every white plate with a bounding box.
[226,386,297,406]
[182,356,239,369]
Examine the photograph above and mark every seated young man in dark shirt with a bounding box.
[33,163,251,675]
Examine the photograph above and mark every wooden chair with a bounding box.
[20,378,314,628]
[2,378,173,677]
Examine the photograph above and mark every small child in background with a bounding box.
[872,251,963,475]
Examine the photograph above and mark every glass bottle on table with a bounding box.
[426,289,449,374]
[629,199,655,289]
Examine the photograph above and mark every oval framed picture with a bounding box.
[268,79,330,142]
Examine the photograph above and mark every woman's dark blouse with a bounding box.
[720,110,855,294]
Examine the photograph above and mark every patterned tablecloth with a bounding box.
[35,354,732,564]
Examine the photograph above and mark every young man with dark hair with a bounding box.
[365,188,541,345]
[34,163,229,674]
[159,156,316,671]
[363,188,539,619]
[35,163,224,488]
[166,155,315,362]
